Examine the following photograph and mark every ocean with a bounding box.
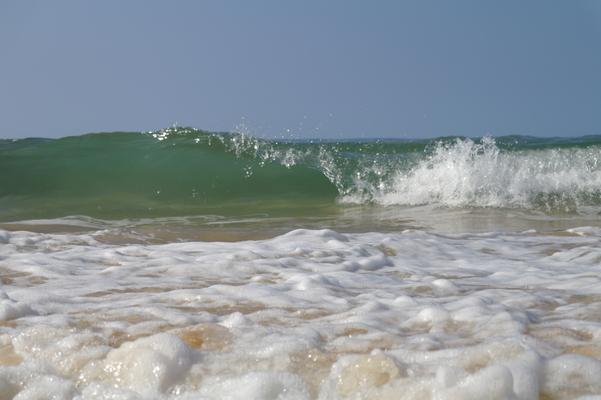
[1,128,601,399]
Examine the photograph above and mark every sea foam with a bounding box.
[0,228,600,398]
[345,137,601,212]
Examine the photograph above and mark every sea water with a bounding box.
[1,129,601,399]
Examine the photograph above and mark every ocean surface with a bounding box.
[1,128,601,399]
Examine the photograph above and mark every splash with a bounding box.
[350,137,601,212]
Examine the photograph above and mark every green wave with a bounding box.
[0,129,340,220]
[2,127,601,221]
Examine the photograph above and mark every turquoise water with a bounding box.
[2,127,601,225]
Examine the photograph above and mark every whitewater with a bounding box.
[1,129,601,399]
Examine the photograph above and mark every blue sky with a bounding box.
[1,1,600,139]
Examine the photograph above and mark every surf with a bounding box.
[2,127,601,221]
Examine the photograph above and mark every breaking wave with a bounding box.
[1,127,601,220]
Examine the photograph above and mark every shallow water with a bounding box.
[1,221,601,399]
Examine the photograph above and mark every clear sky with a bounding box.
[1,1,600,139]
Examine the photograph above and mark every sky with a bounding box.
[0,1,600,139]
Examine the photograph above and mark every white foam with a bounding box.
[0,227,599,398]
[13,375,75,400]
[343,137,601,212]
[0,230,10,244]
[80,333,193,396]
[190,371,310,400]
[0,289,35,321]
[542,354,601,397]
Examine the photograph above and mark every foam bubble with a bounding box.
[80,333,193,396]
[0,293,34,321]
[335,353,403,396]
[13,375,75,400]
[191,371,310,400]
[0,227,599,398]
[542,354,601,398]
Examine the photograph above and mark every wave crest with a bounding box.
[349,137,601,211]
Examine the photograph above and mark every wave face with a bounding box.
[2,128,601,220]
